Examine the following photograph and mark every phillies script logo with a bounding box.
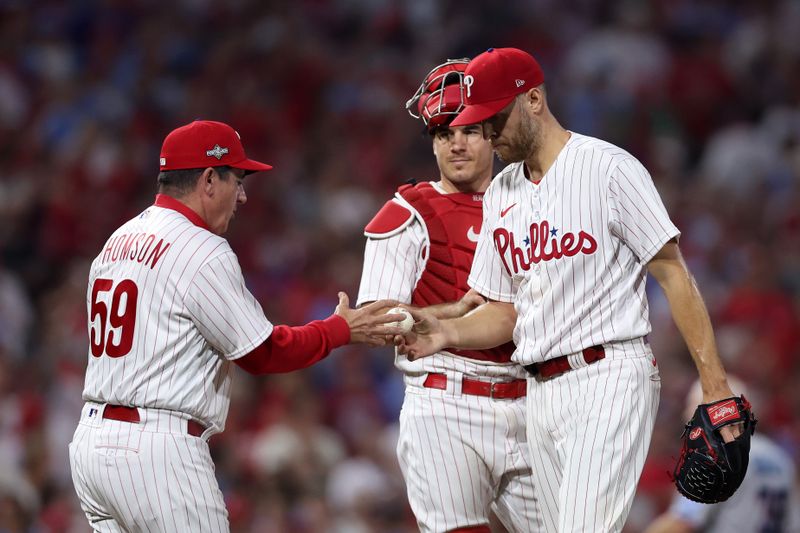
[493,220,598,275]
[707,400,740,425]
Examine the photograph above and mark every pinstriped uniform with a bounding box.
[70,203,272,532]
[70,403,230,533]
[469,133,679,532]
[358,182,542,532]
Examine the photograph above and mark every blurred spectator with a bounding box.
[0,268,33,360]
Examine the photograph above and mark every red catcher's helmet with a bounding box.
[405,58,470,130]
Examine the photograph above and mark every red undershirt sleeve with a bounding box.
[233,315,351,375]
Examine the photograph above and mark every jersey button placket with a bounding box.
[532,181,543,307]
[534,189,541,276]
[532,189,542,277]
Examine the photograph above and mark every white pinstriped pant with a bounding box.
[525,338,661,532]
[397,377,544,532]
[69,402,228,532]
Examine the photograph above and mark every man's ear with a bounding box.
[200,167,216,196]
[526,86,545,114]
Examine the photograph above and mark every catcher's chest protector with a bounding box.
[399,182,515,363]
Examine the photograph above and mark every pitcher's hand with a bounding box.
[395,307,450,360]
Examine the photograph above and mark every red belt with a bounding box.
[103,405,206,437]
[524,345,606,379]
[423,373,527,399]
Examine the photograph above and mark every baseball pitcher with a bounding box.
[398,48,749,532]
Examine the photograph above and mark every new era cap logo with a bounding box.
[206,144,229,160]
[464,74,474,98]
[515,79,526,87]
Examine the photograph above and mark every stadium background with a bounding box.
[0,1,798,531]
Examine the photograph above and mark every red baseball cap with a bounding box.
[450,48,544,127]
[159,120,273,173]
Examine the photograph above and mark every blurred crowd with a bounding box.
[0,0,799,531]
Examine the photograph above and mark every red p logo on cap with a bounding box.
[450,48,545,127]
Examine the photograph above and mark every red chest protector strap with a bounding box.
[398,182,514,364]
[398,183,460,301]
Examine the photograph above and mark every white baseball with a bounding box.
[387,307,414,333]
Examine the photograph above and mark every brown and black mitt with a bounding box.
[672,395,757,504]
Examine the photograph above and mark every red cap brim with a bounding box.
[450,94,516,127]
[230,158,273,173]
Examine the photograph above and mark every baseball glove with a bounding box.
[672,395,757,504]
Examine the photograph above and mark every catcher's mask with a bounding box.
[405,58,470,130]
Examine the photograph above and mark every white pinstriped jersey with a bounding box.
[469,132,680,365]
[83,201,272,431]
[357,183,526,380]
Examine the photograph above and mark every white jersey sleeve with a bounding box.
[468,174,516,302]
[185,250,273,360]
[357,206,427,306]
[607,157,680,263]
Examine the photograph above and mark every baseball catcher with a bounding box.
[673,395,757,504]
